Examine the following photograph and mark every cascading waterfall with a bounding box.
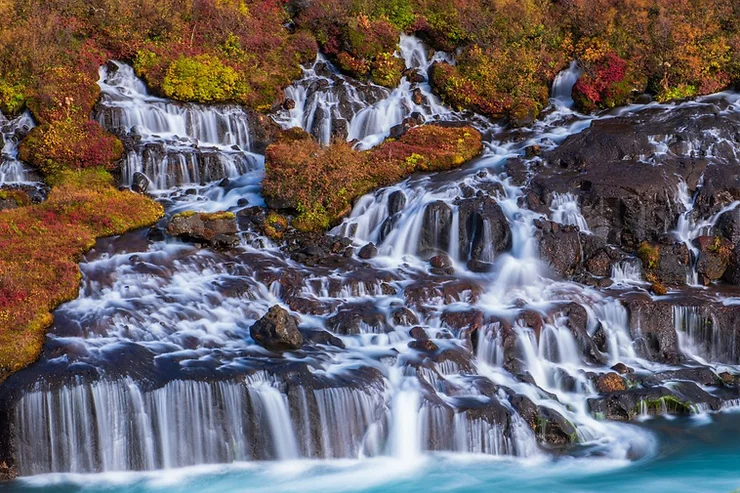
[5,42,740,482]
[550,61,581,108]
[95,62,261,190]
[276,35,456,149]
[0,110,35,184]
[550,192,590,232]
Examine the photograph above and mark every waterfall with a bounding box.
[550,61,581,108]
[550,192,590,232]
[276,35,456,149]
[0,110,35,184]
[95,62,261,190]
[674,306,738,364]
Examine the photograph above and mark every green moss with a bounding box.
[634,396,694,417]
[172,210,235,221]
[161,55,241,103]
[637,241,660,270]
[0,79,27,116]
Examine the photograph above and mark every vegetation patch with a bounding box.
[0,169,163,383]
[263,124,482,232]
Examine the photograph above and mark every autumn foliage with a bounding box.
[0,169,163,382]
[263,125,483,231]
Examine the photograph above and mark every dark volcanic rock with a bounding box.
[418,201,453,255]
[358,242,378,259]
[250,305,303,351]
[530,104,740,250]
[694,235,732,284]
[131,172,150,194]
[457,195,511,266]
[536,221,582,278]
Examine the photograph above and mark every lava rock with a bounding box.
[250,305,303,351]
[358,242,378,259]
[694,235,732,284]
[131,172,149,194]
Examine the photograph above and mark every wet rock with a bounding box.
[430,254,452,269]
[524,144,541,159]
[626,297,680,363]
[166,211,239,248]
[536,221,582,278]
[595,372,626,393]
[146,227,166,242]
[457,195,511,265]
[358,242,378,259]
[326,302,390,335]
[508,393,577,446]
[282,98,296,110]
[300,329,345,349]
[409,339,439,352]
[714,208,740,245]
[530,104,740,248]
[694,235,732,284]
[611,363,634,375]
[585,250,612,277]
[588,387,694,421]
[131,172,149,194]
[391,306,419,326]
[249,305,303,351]
[412,88,425,105]
[418,201,453,255]
[387,190,407,216]
[409,326,429,340]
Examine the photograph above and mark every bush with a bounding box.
[19,119,123,175]
[161,55,241,103]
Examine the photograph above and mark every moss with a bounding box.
[264,212,290,240]
[637,241,660,270]
[0,169,163,383]
[634,396,694,417]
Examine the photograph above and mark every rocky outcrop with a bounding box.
[166,211,239,248]
[250,305,304,351]
[456,195,511,271]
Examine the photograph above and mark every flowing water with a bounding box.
[0,110,35,184]
[2,37,740,492]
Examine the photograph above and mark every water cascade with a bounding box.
[0,110,35,184]
[2,41,740,483]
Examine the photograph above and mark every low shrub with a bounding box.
[263,124,482,231]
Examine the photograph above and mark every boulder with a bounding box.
[250,305,303,351]
[131,171,150,194]
[694,235,732,284]
[457,195,511,267]
[358,242,378,259]
[166,211,239,248]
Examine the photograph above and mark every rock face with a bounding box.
[457,195,511,270]
[529,104,740,251]
[166,211,239,248]
[131,171,149,194]
[0,461,16,482]
[249,305,304,351]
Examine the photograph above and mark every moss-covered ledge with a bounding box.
[262,124,483,232]
[0,169,164,383]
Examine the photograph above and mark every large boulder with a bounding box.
[417,201,453,255]
[166,211,239,248]
[456,195,511,270]
[250,305,304,351]
[694,235,732,285]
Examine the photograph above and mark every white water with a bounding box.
[96,62,261,190]
[276,35,456,149]
[0,110,35,184]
